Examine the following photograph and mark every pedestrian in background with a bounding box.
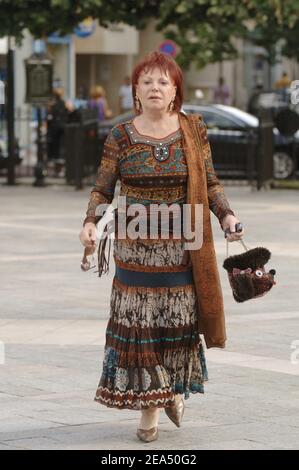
[118,76,133,114]
[79,51,244,443]
[46,87,68,176]
[247,81,264,116]
[213,76,230,105]
[273,71,292,104]
[273,71,292,90]
[87,85,112,121]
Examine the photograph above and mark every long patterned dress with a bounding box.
[83,118,234,410]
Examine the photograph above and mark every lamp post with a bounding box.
[6,35,15,185]
[24,41,53,187]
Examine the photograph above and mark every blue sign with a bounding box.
[48,33,71,45]
[159,40,177,57]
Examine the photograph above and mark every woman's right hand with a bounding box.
[79,222,97,253]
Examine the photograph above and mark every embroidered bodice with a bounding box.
[83,117,234,227]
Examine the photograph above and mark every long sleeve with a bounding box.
[83,129,120,226]
[199,120,235,228]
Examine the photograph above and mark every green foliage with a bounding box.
[156,0,248,69]
[245,0,299,64]
[0,0,161,41]
[0,0,104,42]
[158,0,299,69]
[1,0,299,69]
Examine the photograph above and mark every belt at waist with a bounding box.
[115,265,194,287]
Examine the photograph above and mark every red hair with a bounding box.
[132,51,183,114]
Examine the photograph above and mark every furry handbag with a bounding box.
[222,225,276,303]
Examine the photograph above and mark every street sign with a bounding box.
[24,53,53,104]
[159,40,178,57]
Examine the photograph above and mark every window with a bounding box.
[201,112,241,130]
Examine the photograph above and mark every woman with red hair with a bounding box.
[79,51,244,443]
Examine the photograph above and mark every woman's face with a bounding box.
[135,67,176,113]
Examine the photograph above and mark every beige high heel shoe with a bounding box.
[165,398,185,427]
[136,427,158,442]
[137,408,160,442]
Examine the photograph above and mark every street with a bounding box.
[0,183,299,450]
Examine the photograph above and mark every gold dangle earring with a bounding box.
[169,98,174,112]
[135,96,141,112]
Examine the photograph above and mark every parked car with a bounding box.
[184,103,298,180]
[247,87,299,118]
[98,104,299,180]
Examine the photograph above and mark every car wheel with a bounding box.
[273,151,293,179]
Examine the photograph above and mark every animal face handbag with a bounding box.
[223,224,277,303]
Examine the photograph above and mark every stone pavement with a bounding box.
[0,181,299,450]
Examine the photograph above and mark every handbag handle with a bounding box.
[226,238,249,258]
[224,222,249,257]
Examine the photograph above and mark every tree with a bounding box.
[1,1,299,67]
[0,0,102,42]
[282,20,299,63]
[0,0,106,184]
[245,0,299,65]
[157,0,249,70]
[0,0,163,184]
[0,0,161,42]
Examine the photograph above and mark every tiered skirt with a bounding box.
[94,237,208,410]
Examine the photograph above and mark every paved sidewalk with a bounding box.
[0,182,299,450]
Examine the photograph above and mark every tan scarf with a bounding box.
[178,112,226,349]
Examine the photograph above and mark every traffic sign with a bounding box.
[159,40,178,57]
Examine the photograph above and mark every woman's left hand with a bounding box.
[221,214,245,242]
